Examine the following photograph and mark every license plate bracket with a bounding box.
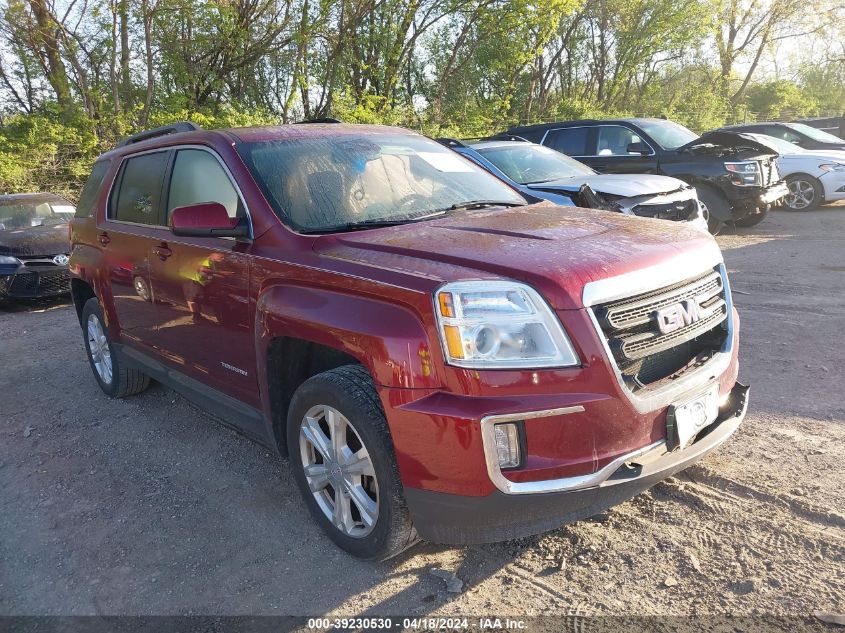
[666,384,720,451]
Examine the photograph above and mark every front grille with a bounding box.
[8,271,38,294]
[632,198,699,222]
[38,269,71,294]
[594,268,730,391]
[7,269,70,297]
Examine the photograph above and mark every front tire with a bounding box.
[81,297,150,398]
[734,207,768,227]
[695,187,728,235]
[287,365,418,560]
[783,174,823,211]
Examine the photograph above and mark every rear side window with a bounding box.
[167,149,241,220]
[75,160,111,218]
[111,152,169,225]
[544,127,590,156]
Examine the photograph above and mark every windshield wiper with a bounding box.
[302,210,451,234]
[446,200,526,211]
[302,202,523,234]
[301,219,409,234]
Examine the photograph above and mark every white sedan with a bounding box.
[752,134,845,210]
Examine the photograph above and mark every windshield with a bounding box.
[0,199,74,231]
[789,123,845,144]
[636,120,699,150]
[476,144,595,184]
[239,133,525,232]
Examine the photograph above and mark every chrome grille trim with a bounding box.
[603,270,723,330]
[583,253,735,414]
[615,299,727,361]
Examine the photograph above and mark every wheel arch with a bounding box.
[265,336,361,456]
[255,283,443,455]
[70,277,96,326]
[694,183,733,221]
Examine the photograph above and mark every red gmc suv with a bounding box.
[69,121,748,560]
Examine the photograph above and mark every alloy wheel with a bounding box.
[785,179,816,210]
[299,405,379,538]
[86,313,113,384]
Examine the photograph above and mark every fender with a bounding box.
[254,282,444,447]
[255,282,443,389]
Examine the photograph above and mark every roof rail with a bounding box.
[116,122,201,148]
[435,137,469,148]
[295,117,342,124]
[482,133,530,143]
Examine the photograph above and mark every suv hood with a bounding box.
[0,223,69,257]
[315,204,720,310]
[679,131,779,155]
[527,173,688,198]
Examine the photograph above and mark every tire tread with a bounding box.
[288,364,419,560]
[82,297,150,399]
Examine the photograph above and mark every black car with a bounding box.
[505,118,789,233]
[0,193,74,301]
[713,122,845,152]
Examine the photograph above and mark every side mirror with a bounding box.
[627,141,651,156]
[169,202,250,239]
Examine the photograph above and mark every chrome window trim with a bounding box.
[105,219,171,231]
[582,251,735,414]
[105,144,254,240]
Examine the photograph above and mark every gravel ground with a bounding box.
[1,207,843,618]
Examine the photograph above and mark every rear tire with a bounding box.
[287,364,418,560]
[81,297,150,398]
[695,187,728,235]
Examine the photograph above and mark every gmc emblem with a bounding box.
[656,299,702,334]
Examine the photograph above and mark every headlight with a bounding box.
[0,255,21,266]
[724,161,761,186]
[434,280,579,369]
[819,163,845,172]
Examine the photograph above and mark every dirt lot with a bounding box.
[1,207,843,619]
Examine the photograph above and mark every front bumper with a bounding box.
[405,382,749,544]
[617,189,705,228]
[0,262,71,299]
[724,181,789,214]
[820,170,845,201]
[759,182,789,205]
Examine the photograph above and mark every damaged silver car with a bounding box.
[440,136,707,232]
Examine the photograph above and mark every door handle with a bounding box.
[98,232,110,246]
[153,245,172,261]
